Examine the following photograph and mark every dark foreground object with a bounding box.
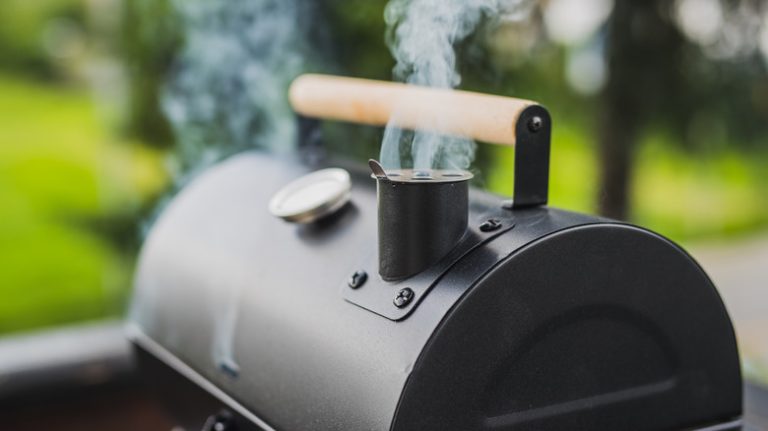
[0,321,762,430]
[130,152,742,431]
[0,323,174,431]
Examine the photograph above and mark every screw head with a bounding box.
[393,287,415,308]
[479,218,502,232]
[348,270,368,289]
[202,413,236,431]
[527,116,543,133]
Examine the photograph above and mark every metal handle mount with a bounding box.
[508,104,551,208]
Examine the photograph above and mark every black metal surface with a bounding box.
[511,105,551,208]
[341,206,517,321]
[130,151,743,431]
[132,154,417,430]
[392,224,742,430]
[375,172,469,281]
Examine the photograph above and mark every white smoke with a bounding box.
[162,0,313,174]
[151,0,317,378]
[381,0,533,170]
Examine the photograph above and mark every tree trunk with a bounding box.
[597,106,637,220]
[597,0,683,220]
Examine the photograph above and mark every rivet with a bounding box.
[527,116,543,133]
[479,219,502,232]
[348,270,368,289]
[393,287,415,308]
[202,412,236,431]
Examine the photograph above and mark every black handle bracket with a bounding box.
[506,104,552,209]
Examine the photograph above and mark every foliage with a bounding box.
[0,0,87,79]
[0,73,166,333]
[119,0,180,147]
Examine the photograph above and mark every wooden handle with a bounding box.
[289,74,538,146]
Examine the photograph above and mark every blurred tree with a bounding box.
[120,0,180,148]
[598,0,768,220]
[298,0,393,162]
[0,0,88,80]
[597,0,685,220]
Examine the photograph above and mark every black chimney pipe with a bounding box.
[369,160,472,281]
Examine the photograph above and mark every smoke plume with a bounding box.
[162,0,314,174]
[142,0,317,378]
[381,0,532,170]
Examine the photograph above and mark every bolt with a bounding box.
[348,270,368,289]
[393,287,415,308]
[527,116,543,133]
[479,218,502,232]
[202,413,236,431]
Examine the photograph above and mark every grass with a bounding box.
[634,137,768,241]
[0,73,166,334]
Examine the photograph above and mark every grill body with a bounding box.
[130,151,742,431]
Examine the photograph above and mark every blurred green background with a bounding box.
[0,0,167,334]
[0,0,766,349]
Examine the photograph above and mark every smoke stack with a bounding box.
[369,159,472,281]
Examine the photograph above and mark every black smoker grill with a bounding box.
[128,75,743,430]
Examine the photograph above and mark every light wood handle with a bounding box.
[289,74,538,146]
